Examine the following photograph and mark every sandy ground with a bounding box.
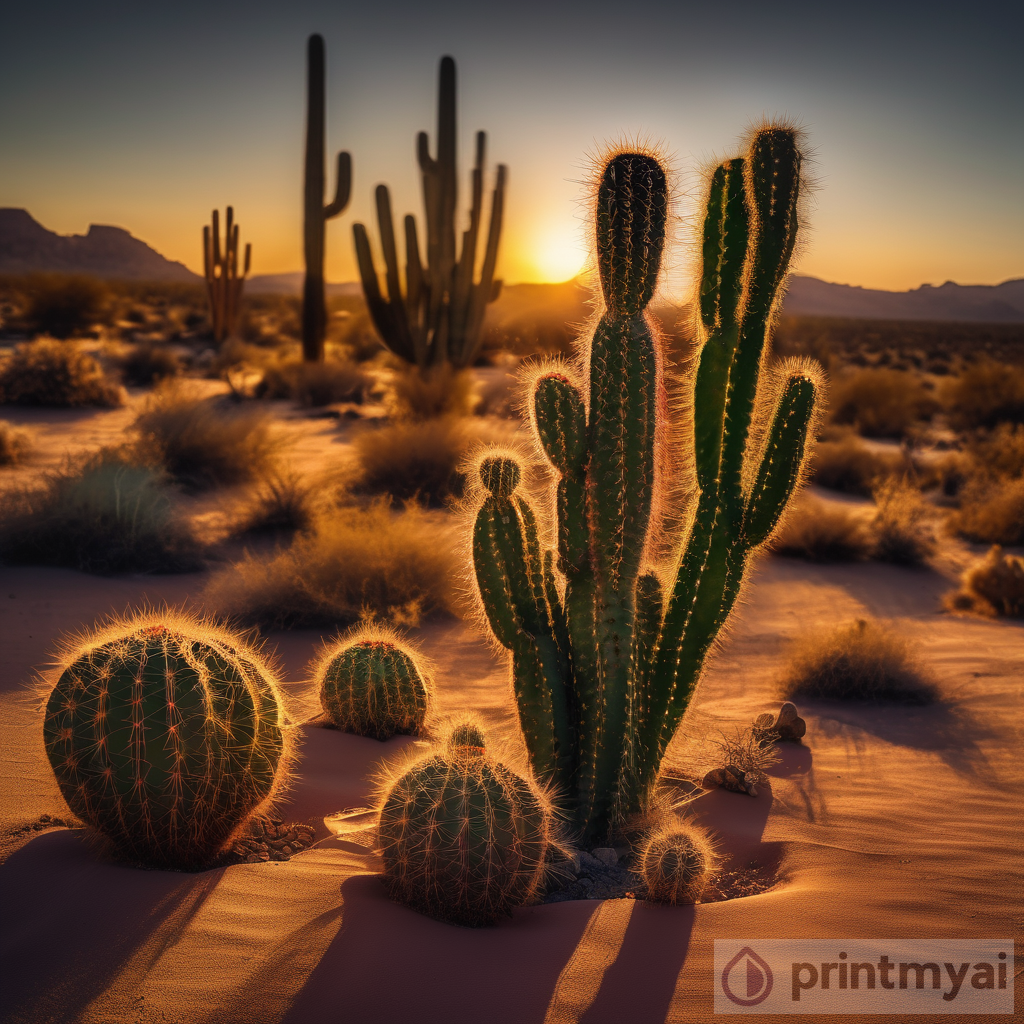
[0,396,1021,1024]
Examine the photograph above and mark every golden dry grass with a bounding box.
[233,472,320,536]
[0,420,31,466]
[780,619,938,704]
[205,499,460,629]
[945,546,1024,618]
[385,363,478,420]
[771,496,873,562]
[0,338,123,408]
[829,367,938,438]
[949,477,1024,546]
[870,479,937,565]
[943,358,1024,431]
[118,342,182,387]
[809,434,906,496]
[256,357,371,408]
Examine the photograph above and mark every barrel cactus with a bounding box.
[315,625,431,741]
[42,611,293,869]
[377,721,550,926]
[640,824,713,904]
[470,127,822,844]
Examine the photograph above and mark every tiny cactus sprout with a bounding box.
[315,624,431,741]
[42,610,294,870]
[377,721,551,926]
[640,824,714,905]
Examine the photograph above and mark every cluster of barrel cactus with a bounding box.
[354,56,506,370]
[640,824,713,904]
[377,721,550,926]
[42,612,293,870]
[471,126,821,844]
[315,625,431,740]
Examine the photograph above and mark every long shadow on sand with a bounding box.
[0,829,222,1024]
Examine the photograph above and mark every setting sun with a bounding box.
[525,224,587,284]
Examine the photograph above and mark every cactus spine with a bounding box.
[378,722,549,926]
[303,33,352,363]
[42,612,292,869]
[316,626,431,741]
[353,56,506,369]
[203,206,251,343]
[640,825,712,904]
[471,128,821,844]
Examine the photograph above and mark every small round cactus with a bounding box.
[640,825,713,905]
[315,626,430,741]
[42,611,292,870]
[378,722,549,926]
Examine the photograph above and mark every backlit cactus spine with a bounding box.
[315,625,431,740]
[42,612,293,869]
[303,33,352,363]
[377,722,550,926]
[353,56,506,369]
[471,128,822,843]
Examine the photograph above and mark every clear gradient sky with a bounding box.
[2,0,1021,294]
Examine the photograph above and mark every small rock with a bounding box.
[592,847,618,867]
[703,765,759,796]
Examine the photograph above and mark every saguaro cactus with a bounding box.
[471,128,822,843]
[42,612,292,869]
[353,56,506,369]
[303,33,352,363]
[203,206,251,343]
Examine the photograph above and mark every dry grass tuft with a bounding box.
[949,477,1024,546]
[707,726,782,786]
[205,499,460,629]
[233,472,320,536]
[871,479,937,565]
[119,342,182,387]
[0,449,201,574]
[829,367,937,438]
[256,357,372,407]
[945,546,1024,618]
[386,363,478,420]
[810,434,905,496]
[943,358,1024,431]
[133,385,280,491]
[0,338,123,408]
[0,420,31,466]
[772,496,873,562]
[781,619,938,704]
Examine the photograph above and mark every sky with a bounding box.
[1,0,1021,294]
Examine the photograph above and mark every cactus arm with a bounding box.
[324,151,352,218]
[462,163,507,367]
[404,214,424,336]
[353,224,416,364]
[450,132,485,364]
[374,185,417,359]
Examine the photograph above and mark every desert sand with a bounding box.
[0,392,1021,1024]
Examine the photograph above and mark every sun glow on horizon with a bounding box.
[519,224,588,285]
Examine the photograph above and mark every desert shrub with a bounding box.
[119,342,182,387]
[350,417,507,506]
[963,424,1024,482]
[0,338,123,408]
[22,274,109,339]
[772,496,873,562]
[205,500,458,628]
[255,357,371,407]
[944,358,1024,430]
[781,619,938,704]
[234,472,319,535]
[870,480,937,565]
[0,450,200,574]
[949,477,1024,545]
[946,546,1024,618]
[829,367,937,438]
[810,434,905,496]
[386,363,478,420]
[0,421,31,465]
[133,385,279,491]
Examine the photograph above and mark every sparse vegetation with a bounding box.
[385,362,478,420]
[944,358,1024,431]
[0,338,123,407]
[0,449,200,574]
[133,385,280,490]
[205,499,459,628]
[21,273,109,339]
[810,433,905,496]
[828,367,937,438]
[946,546,1024,618]
[256,356,371,407]
[949,477,1024,545]
[871,479,937,565]
[234,472,319,536]
[0,420,31,465]
[772,496,873,562]
[781,618,938,704]
[119,341,182,387]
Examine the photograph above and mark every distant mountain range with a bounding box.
[2,208,1021,322]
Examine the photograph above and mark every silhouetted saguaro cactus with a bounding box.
[203,206,251,343]
[470,127,823,844]
[353,56,506,370]
[303,33,352,363]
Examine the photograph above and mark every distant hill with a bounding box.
[0,208,199,282]
[782,274,1024,323]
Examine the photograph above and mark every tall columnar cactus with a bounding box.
[377,722,549,926]
[471,128,822,843]
[303,33,352,363]
[315,625,431,741]
[42,612,292,869]
[353,56,506,370]
[203,206,251,343]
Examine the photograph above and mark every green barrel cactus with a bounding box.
[377,722,549,926]
[315,627,431,741]
[471,128,822,843]
[43,612,292,869]
[640,825,712,904]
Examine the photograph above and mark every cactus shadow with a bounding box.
[0,828,223,1024]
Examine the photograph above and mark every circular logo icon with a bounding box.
[721,946,774,1006]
